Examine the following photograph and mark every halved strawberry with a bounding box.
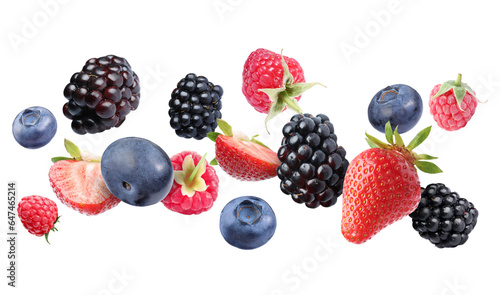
[49,139,120,216]
[208,120,280,181]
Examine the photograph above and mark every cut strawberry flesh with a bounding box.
[221,135,280,166]
[49,160,114,204]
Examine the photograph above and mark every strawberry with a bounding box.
[242,48,324,126]
[208,119,280,181]
[17,195,60,243]
[162,151,219,215]
[342,122,442,244]
[429,73,481,131]
[49,139,120,216]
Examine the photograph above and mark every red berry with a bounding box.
[341,123,442,244]
[49,139,120,216]
[429,74,478,131]
[17,195,59,241]
[162,151,219,215]
[342,148,421,244]
[242,48,306,114]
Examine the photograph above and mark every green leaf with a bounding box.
[415,154,439,160]
[210,158,218,165]
[280,92,302,114]
[407,126,432,150]
[452,86,467,111]
[280,49,294,85]
[64,139,82,160]
[216,119,232,137]
[462,82,479,100]
[51,156,73,163]
[415,161,443,174]
[394,126,404,147]
[206,132,221,142]
[431,80,455,99]
[265,96,287,132]
[365,132,390,149]
[285,82,326,98]
[259,86,286,102]
[384,121,394,145]
[366,138,379,149]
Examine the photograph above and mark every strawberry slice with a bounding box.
[49,139,120,216]
[208,119,280,181]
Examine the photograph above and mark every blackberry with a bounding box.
[277,113,349,208]
[169,73,223,140]
[63,55,140,135]
[410,183,479,248]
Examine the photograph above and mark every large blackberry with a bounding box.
[63,55,140,135]
[410,183,479,248]
[277,113,349,208]
[169,73,223,140]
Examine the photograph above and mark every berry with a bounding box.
[429,73,478,131]
[17,195,60,243]
[63,55,140,135]
[169,73,223,139]
[12,106,57,149]
[220,196,277,250]
[101,137,174,206]
[208,120,280,181]
[410,183,478,248]
[242,48,324,125]
[49,140,120,215]
[368,84,423,134]
[277,114,349,208]
[162,151,219,215]
[342,122,442,244]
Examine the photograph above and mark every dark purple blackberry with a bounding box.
[63,55,140,135]
[410,183,478,248]
[277,113,349,208]
[169,73,223,140]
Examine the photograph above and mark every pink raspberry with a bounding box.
[162,151,219,215]
[429,74,478,131]
[17,195,60,243]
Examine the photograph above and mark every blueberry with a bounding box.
[219,196,277,250]
[101,137,174,206]
[368,84,423,134]
[12,106,57,149]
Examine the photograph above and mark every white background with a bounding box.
[1,0,499,294]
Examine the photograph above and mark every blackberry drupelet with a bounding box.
[63,55,140,135]
[169,73,223,140]
[410,183,479,248]
[277,113,349,208]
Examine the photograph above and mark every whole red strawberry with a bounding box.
[162,151,219,215]
[342,122,442,244]
[208,119,280,181]
[17,195,60,243]
[242,48,324,126]
[49,139,120,216]
[429,73,478,131]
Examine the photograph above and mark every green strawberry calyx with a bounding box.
[365,122,443,174]
[431,73,483,111]
[51,139,101,163]
[173,153,208,197]
[259,50,326,130]
[207,119,271,165]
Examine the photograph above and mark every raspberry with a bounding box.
[169,73,223,139]
[410,183,479,248]
[17,195,59,243]
[63,55,140,135]
[162,151,219,215]
[242,48,305,114]
[277,113,349,208]
[429,74,478,131]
